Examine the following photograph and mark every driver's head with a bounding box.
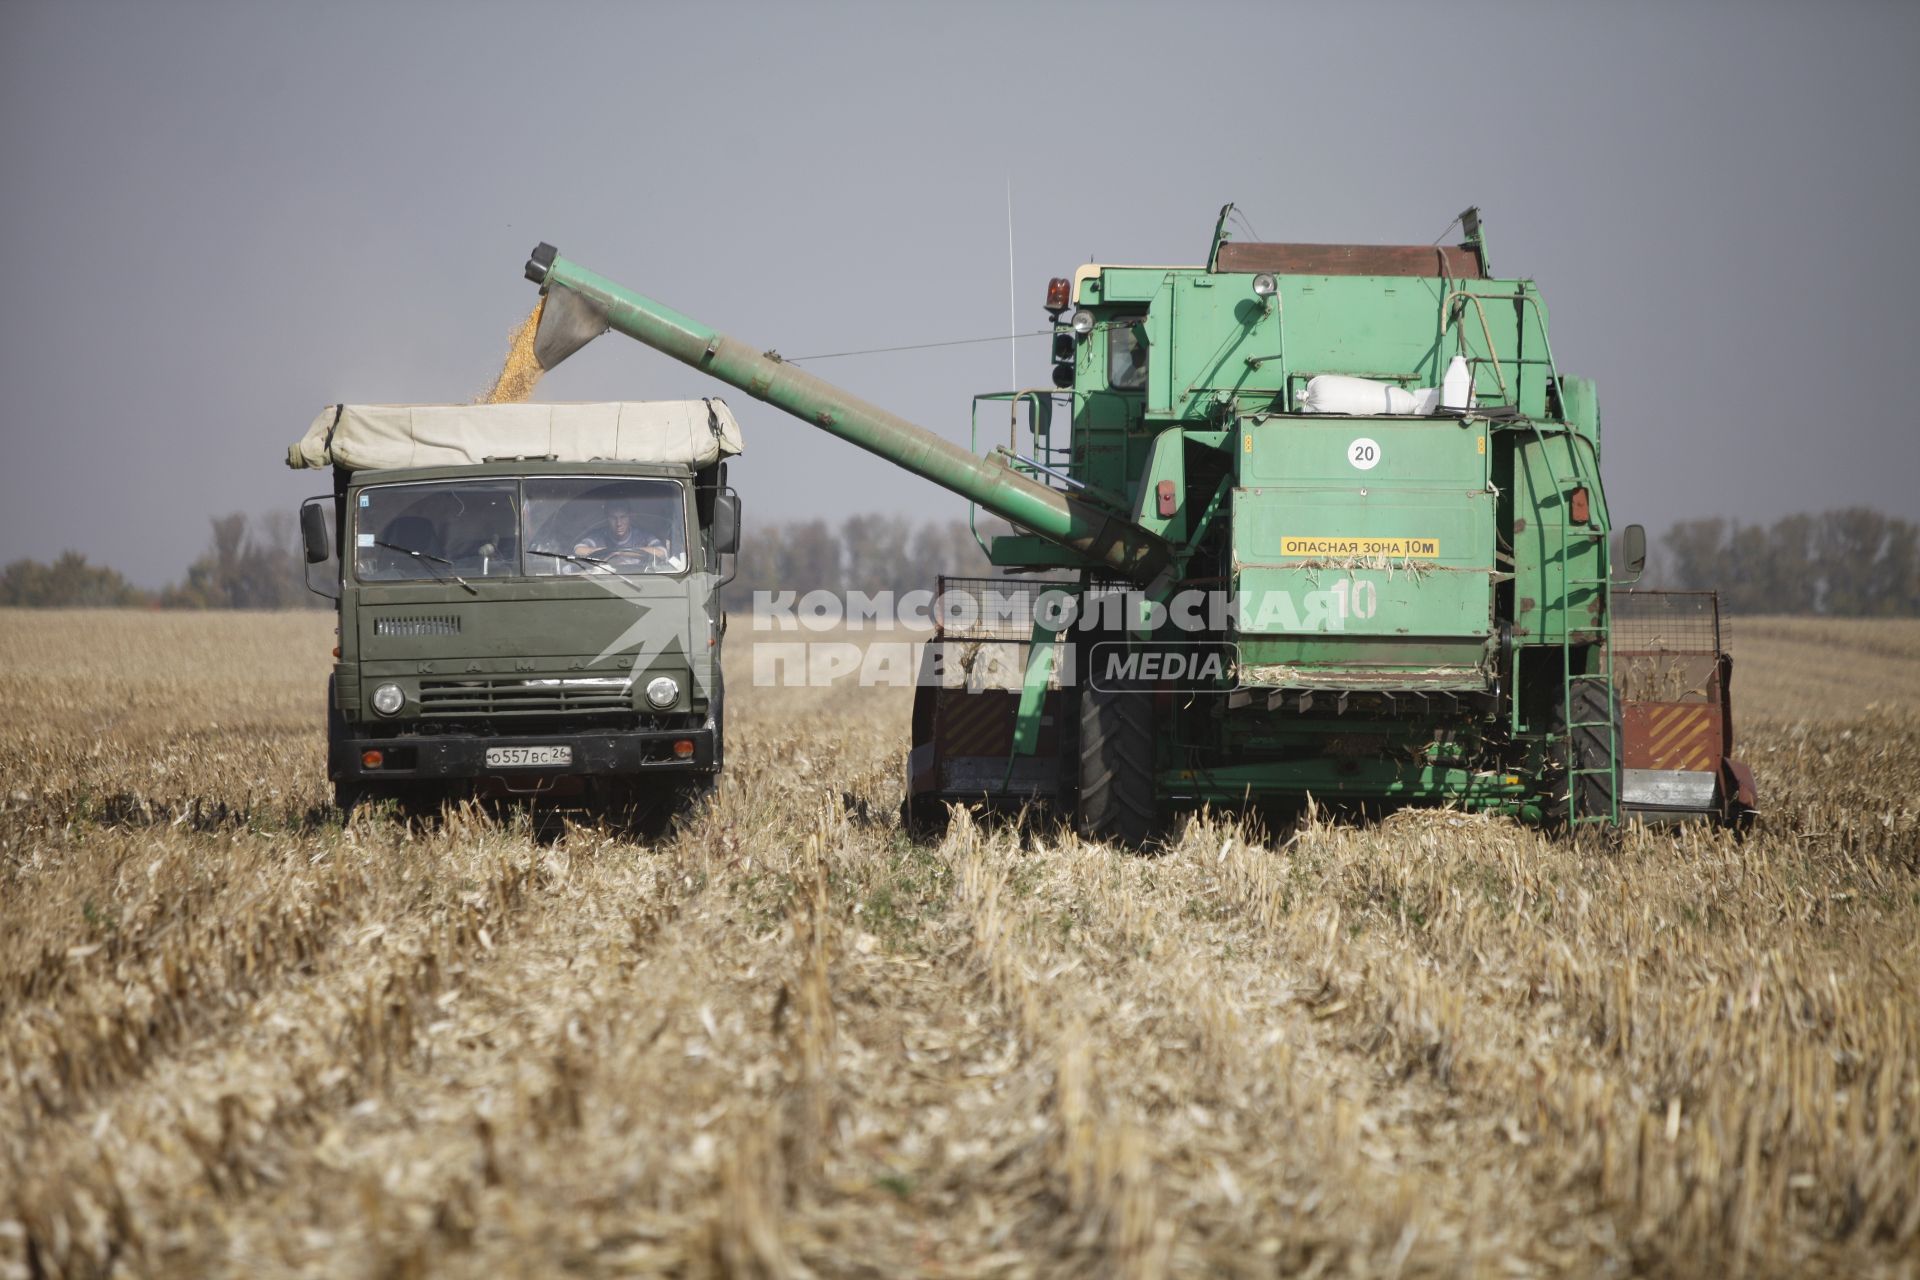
[604,499,634,539]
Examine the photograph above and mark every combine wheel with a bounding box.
[1559,681,1621,830]
[1075,681,1156,849]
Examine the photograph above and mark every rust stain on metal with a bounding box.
[1214,241,1486,278]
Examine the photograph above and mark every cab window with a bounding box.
[1108,314,1147,391]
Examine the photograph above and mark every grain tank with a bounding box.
[518,209,1756,843]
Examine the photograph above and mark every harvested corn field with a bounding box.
[1,610,1916,1278]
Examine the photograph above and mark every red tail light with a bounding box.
[1569,486,1590,525]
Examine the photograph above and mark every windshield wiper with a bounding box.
[527,545,612,571]
[372,538,476,594]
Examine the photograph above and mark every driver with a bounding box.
[574,498,673,567]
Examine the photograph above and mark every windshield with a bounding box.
[355,481,520,582]
[352,477,687,582]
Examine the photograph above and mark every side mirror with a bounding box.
[301,500,332,564]
[1618,523,1647,584]
[301,497,341,601]
[713,491,741,557]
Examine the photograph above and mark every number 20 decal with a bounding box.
[1348,438,1381,470]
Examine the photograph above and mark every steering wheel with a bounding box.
[602,542,669,567]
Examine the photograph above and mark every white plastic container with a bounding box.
[1440,355,1474,411]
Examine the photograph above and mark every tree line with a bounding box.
[1657,507,1918,616]
[718,515,993,610]
[1,512,321,609]
[0,511,996,610]
[6,506,1915,615]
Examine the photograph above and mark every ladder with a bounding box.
[1526,420,1620,828]
[1446,286,1619,827]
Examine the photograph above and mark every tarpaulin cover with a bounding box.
[287,400,744,471]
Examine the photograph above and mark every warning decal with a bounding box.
[1280,536,1441,557]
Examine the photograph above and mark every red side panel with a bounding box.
[933,689,1022,758]
[1622,701,1725,773]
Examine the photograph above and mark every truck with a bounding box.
[288,399,742,825]
[510,210,1755,845]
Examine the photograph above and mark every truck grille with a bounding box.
[417,677,634,717]
[375,615,461,637]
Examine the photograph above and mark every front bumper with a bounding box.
[330,726,716,782]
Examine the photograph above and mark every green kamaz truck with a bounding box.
[288,400,741,821]
[507,210,1755,845]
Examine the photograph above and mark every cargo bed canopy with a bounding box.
[287,399,744,472]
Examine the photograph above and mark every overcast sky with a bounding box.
[2,0,1916,587]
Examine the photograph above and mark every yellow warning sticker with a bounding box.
[1281,536,1441,557]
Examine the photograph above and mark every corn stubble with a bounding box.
[1,608,1916,1277]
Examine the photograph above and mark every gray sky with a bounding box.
[2,0,1917,587]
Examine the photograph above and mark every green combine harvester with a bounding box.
[520,207,1756,844]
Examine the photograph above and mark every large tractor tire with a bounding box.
[1074,681,1156,849]
[1559,680,1621,829]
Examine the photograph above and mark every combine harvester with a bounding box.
[517,208,1756,844]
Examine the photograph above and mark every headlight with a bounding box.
[645,676,680,708]
[371,683,405,716]
[1252,272,1277,299]
[1070,309,1095,338]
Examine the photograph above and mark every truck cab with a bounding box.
[289,400,741,820]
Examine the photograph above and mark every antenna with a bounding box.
[1006,177,1018,393]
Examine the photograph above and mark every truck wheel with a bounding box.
[901,793,949,842]
[325,675,359,818]
[332,780,366,819]
[673,774,717,826]
[1075,681,1156,849]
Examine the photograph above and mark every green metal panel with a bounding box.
[1507,429,1607,641]
[1228,416,1493,685]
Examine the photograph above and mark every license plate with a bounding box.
[485,745,572,769]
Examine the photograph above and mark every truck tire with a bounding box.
[1075,681,1156,849]
[325,676,363,817]
[901,793,949,842]
[707,665,725,775]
